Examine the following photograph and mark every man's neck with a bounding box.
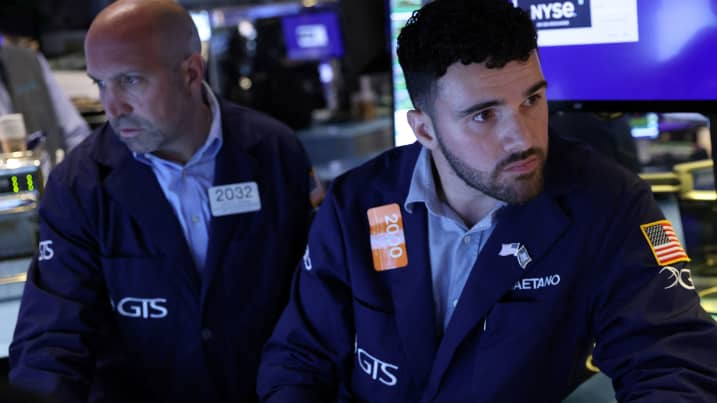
[159,98,213,165]
[431,154,500,228]
[188,101,213,154]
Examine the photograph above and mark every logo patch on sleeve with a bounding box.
[640,220,690,266]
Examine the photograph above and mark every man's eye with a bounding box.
[93,80,105,89]
[524,94,542,107]
[122,76,141,86]
[472,110,494,122]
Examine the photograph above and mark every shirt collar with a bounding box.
[405,146,439,214]
[134,81,223,167]
[404,146,505,229]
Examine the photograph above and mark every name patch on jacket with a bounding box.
[367,204,408,271]
[640,220,690,266]
[209,181,261,216]
[513,274,561,290]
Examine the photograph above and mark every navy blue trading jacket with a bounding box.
[10,100,313,402]
[258,137,717,402]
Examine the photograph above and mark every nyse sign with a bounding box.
[519,0,592,30]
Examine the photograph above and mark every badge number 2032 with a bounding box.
[209,181,261,217]
[367,203,408,271]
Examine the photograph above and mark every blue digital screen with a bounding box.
[514,0,717,102]
[281,11,344,61]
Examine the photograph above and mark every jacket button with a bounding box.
[201,328,213,341]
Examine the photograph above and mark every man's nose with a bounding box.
[102,87,132,119]
[499,114,532,153]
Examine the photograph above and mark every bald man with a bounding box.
[8,1,314,402]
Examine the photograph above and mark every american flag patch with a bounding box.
[640,220,690,266]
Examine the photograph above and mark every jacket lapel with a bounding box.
[383,202,438,390]
[201,143,259,305]
[371,143,439,389]
[424,192,570,399]
[98,127,200,296]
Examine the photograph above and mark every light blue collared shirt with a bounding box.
[405,147,505,333]
[134,83,223,272]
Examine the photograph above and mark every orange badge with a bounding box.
[367,203,408,271]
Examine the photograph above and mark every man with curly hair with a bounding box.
[257,0,717,401]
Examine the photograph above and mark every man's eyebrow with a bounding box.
[524,80,548,96]
[458,100,502,117]
[456,80,548,117]
[86,71,139,83]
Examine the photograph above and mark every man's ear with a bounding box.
[407,109,438,151]
[183,53,206,91]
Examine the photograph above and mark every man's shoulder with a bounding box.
[47,124,122,192]
[330,143,421,203]
[545,136,647,207]
[220,100,297,148]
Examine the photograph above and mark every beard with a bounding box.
[110,115,167,154]
[436,130,546,204]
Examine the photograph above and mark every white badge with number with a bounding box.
[209,181,261,217]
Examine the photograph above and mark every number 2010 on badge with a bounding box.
[367,203,408,271]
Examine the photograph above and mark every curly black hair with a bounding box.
[397,0,537,111]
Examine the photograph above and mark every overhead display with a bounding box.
[392,0,717,145]
[515,0,717,106]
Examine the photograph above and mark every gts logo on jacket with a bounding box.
[38,240,54,261]
[110,297,168,319]
[356,346,399,386]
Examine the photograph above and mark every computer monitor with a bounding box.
[629,113,660,139]
[281,11,344,62]
[390,0,428,146]
[514,0,717,112]
[391,1,717,145]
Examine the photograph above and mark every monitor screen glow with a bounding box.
[392,0,717,145]
[516,0,717,107]
[281,11,344,61]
